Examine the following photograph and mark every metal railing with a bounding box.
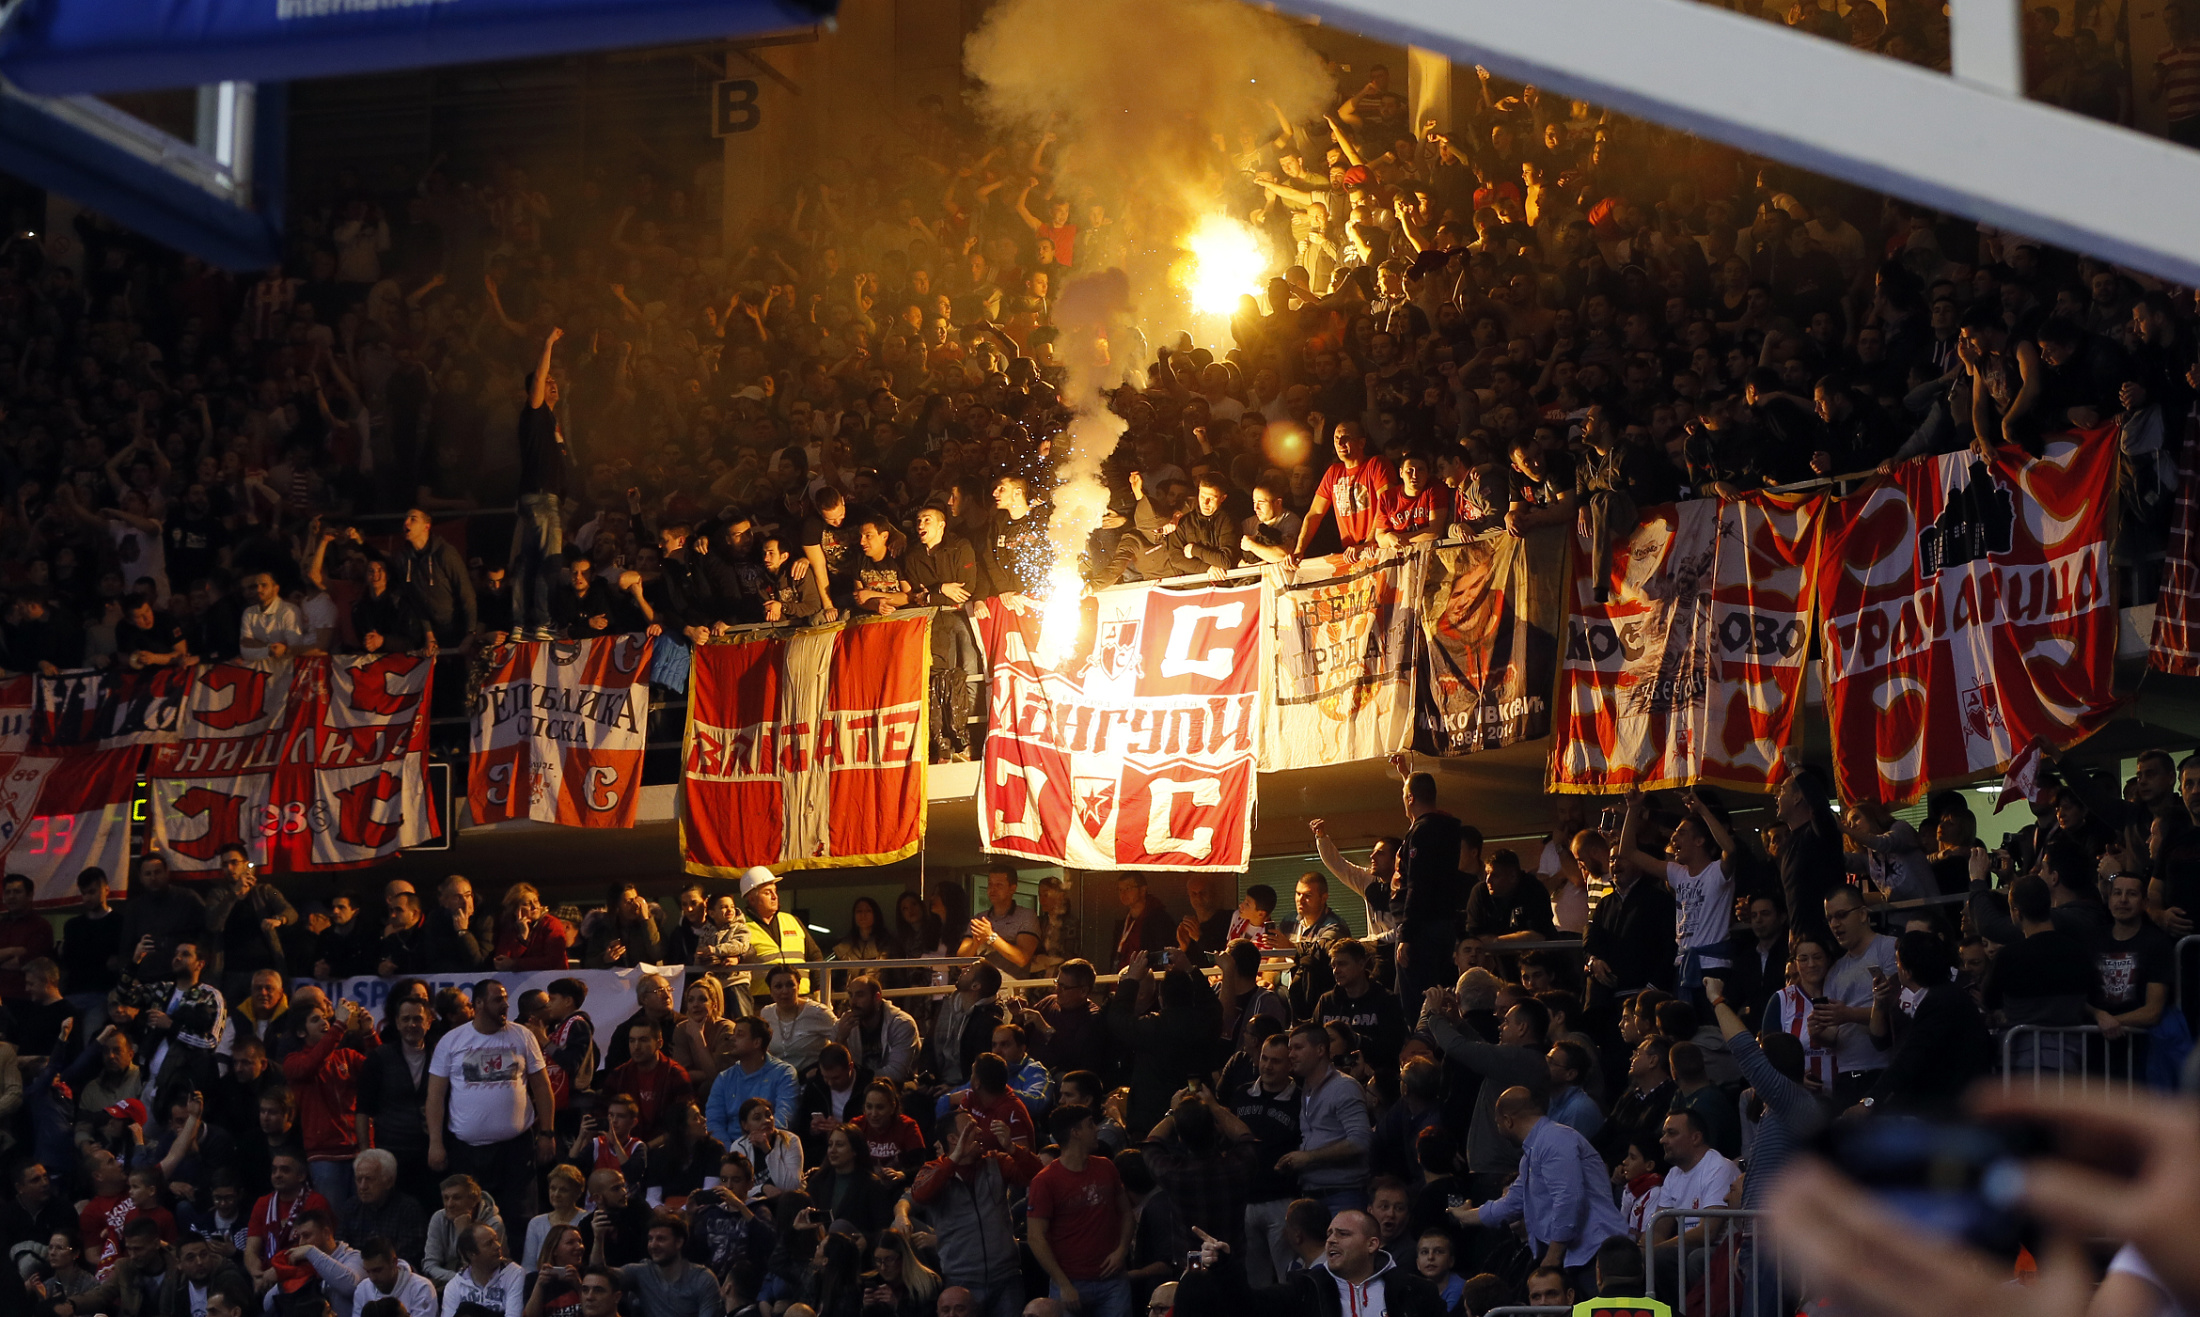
[2176,935,2200,1012]
[1999,1023,2150,1094]
[1640,1207,1783,1317]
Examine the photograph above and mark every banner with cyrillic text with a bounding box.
[469,636,655,828]
[1817,437,2118,805]
[1415,527,1566,756]
[976,583,1261,872]
[1259,551,1422,771]
[682,614,929,874]
[147,656,439,871]
[1547,492,1821,794]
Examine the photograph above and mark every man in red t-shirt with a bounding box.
[1294,418,1397,558]
[1027,1104,1132,1316]
[244,1148,334,1291]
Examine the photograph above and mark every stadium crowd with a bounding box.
[0,741,2181,1317]
[0,6,2193,1317]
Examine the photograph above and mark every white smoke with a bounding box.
[965,0,1332,627]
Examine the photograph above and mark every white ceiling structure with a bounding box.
[1293,0,2200,286]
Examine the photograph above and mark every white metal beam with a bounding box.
[1291,0,2200,286]
[1949,0,2026,95]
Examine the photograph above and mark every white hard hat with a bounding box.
[738,866,780,897]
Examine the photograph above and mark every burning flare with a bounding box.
[1182,215,1264,316]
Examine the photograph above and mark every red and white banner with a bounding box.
[307,655,438,867]
[470,636,655,828]
[1548,492,1821,794]
[977,583,1261,872]
[1817,439,2119,805]
[1259,551,1422,771]
[145,656,438,872]
[0,676,134,907]
[681,615,929,874]
[147,661,311,872]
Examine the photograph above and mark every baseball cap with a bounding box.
[103,1098,148,1126]
[738,866,780,897]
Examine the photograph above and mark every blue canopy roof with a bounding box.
[0,0,833,95]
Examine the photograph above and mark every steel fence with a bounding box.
[1999,1023,2150,1094]
[1640,1207,1784,1317]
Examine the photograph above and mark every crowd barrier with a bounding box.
[1999,1022,2151,1094]
[1639,1208,1783,1317]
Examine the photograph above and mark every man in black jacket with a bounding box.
[1161,474,1243,575]
[792,1044,873,1165]
[1583,854,1678,1011]
[1178,1207,1445,1316]
[905,503,981,761]
[1864,930,1992,1115]
[357,998,435,1207]
[1387,763,1466,1015]
[395,508,478,645]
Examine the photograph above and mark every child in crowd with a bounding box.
[1228,883,1277,946]
[1417,1227,1466,1314]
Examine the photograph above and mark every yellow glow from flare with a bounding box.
[1033,562,1086,669]
[1183,215,1264,316]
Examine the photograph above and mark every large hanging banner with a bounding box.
[0,675,140,906]
[1548,492,1821,794]
[147,661,312,872]
[470,636,655,828]
[1259,551,1423,771]
[308,655,438,868]
[682,615,929,874]
[1817,438,2119,805]
[976,583,1261,872]
[1415,527,1566,756]
[147,656,439,872]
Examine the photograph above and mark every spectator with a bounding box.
[426,980,556,1224]
[599,1019,692,1141]
[704,1016,797,1142]
[671,977,739,1094]
[1027,1104,1131,1317]
[1450,1087,1627,1299]
[1106,957,1223,1138]
[492,885,571,972]
[345,1150,428,1271]
[912,1109,1040,1315]
[833,974,918,1087]
[1277,1022,1369,1216]
[1864,929,1994,1113]
[757,966,837,1077]
[725,1099,801,1204]
[423,1175,507,1287]
[799,1127,898,1237]
[1818,885,1897,1106]
[443,1222,525,1317]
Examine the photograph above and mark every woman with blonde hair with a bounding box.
[520,1164,587,1274]
[494,883,571,971]
[672,974,739,1090]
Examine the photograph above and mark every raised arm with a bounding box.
[530,327,562,409]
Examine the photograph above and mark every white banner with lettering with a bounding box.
[299,965,689,1068]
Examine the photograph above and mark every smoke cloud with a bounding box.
[966,0,1331,610]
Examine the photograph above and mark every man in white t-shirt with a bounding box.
[1646,1110,1740,1302]
[426,980,556,1223]
[1618,788,1734,1000]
